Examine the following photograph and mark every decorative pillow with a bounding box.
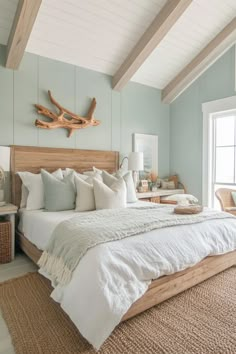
[75,175,95,212]
[41,169,75,211]
[93,178,126,210]
[65,168,102,183]
[231,192,236,206]
[160,180,175,189]
[102,170,116,186]
[20,184,29,208]
[18,169,63,210]
[65,168,88,180]
[92,166,103,174]
[115,170,137,203]
[83,170,103,181]
[102,170,137,203]
[161,194,198,204]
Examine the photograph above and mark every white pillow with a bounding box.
[161,194,198,204]
[20,184,29,208]
[160,180,175,189]
[83,170,103,181]
[102,170,116,185]
[92,166,103,174]
[65,168,102,183]
[102,170,137,203]
[65,168,88,181]
[94,178,126,210]
[75,175,95,212]
[18,169,63,210]
[115,170,137,203]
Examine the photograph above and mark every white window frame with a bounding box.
[202,96,236,206]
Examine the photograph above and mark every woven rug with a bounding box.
[0,269,236,354]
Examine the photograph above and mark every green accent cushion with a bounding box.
[231,192,236,205]
[41,169,75,211]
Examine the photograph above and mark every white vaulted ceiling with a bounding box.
[26,0,168,75]
[1,0,236,91]
[132,0,236,89]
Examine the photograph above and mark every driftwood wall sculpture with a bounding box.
[35,90,100,137]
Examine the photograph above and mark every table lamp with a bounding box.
[128,152,144,190]
[0,146,10,206]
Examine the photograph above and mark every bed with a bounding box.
[11,145,236,349]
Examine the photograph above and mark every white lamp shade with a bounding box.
[128,152,144,171]
[0,146,10,171]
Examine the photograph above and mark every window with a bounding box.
[202,96,236,208]
[211,112,236,208]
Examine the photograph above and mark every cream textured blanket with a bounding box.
[38,205,232,286]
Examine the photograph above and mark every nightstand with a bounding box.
[137,189,185,203]
[0,204,18,261]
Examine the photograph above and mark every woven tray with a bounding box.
[0,221,11,264]
[174,205,203,215]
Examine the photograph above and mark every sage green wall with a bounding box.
[170,47,236,201]
[0,45,169,177]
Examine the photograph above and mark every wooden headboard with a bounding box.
[11,145,119,207]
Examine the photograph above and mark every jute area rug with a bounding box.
[0,268,236,354]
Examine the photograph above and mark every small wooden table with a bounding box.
[137,189,185,203]
[0,204,18,260]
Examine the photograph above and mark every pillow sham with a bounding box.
[160,180,175,189]
[20,184,29,208]
[231,192,236,206]
[102,170,137,203]
[18,169,63,210]
[75,175,95,212]
[83,170,103,181]
[161,194,198,204]
[65,168,88,180]
[65,168,102,183]
[115,170,137,203]
[92,166,103,174]
[94,178,126,210]
[41,169,75,211]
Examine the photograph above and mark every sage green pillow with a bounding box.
[231,191,236,206]
[41,169,75,211]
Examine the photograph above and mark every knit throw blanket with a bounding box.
[38,205,233,286]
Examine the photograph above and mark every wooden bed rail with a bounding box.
[16,231,236,323]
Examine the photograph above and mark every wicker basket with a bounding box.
[174,205,203,215]
[0,220,11,264]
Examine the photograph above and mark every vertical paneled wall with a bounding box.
[170,47,236,201]
[0,45,170,177]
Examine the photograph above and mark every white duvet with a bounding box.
[19,203,236,350]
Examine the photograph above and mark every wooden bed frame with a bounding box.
[11,145,236,322]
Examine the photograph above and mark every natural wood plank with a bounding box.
[6,0,42,69]
[162,17,236,103]
[0,204,17,214]
[16,231,236,324]
[136,189,184,199]
[16,232,41,265]
[122,251,236,321]
[10,146,119,207]
[112,0,192,91]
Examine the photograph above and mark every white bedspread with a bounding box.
[18,208,76,250]
[19,204,236,350]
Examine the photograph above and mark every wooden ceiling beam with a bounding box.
[162,17,236,104]
[6,0,42,69]
[112,0,192,91]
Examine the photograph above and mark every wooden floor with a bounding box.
[0,253,37,354]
